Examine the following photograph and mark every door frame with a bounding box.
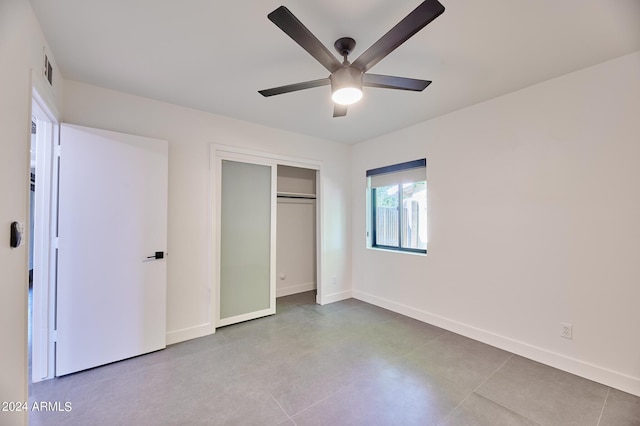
[209,145,323,330]
[30,88,59,382]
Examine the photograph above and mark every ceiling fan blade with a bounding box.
[363,74,431,91]
[352,0,445,73]
[268,6,342,73]
[258,78,330,97]
[333,104,348,117]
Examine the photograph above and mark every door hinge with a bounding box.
[51,329,58,342]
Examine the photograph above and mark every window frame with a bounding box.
[367,159,427,255]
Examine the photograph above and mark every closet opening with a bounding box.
[276,165,317,300]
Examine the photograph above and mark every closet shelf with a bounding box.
[277,191,316,199]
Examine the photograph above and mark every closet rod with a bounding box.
[277,192,316,200]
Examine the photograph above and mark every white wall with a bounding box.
[351,52,640,396]
[0,0,63,424]
[62,80,352,343]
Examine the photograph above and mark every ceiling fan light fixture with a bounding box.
[332,87,362,105]
[330,67,363,105]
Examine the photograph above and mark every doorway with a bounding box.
[276,165,317,298]
[29,89,59,383]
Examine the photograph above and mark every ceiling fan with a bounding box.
[258,0,445,117]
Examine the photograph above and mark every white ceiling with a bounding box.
[30,0,640,144]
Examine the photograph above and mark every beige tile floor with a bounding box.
[28,291,640,425]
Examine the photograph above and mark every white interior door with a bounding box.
[217,155,276,327]
[56,124,168,376]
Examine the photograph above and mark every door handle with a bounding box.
[146,251,165,260]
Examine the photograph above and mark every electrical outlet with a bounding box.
[560,322,573,339]
[331,276,337,286]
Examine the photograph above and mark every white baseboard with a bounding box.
[353,289,640,397]
[166,323,213,345]
[319,289,352,305]
[277,282,316,298]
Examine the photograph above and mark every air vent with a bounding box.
[43,49,53,86]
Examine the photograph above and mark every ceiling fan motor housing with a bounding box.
[330,66,363,105]
[330,66,363,92]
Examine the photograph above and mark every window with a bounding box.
[367,159,427,254]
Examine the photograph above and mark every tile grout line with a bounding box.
[401,329,452,360]
[396,341,500,426]
[471,354,543,426]
[270,393,295,425]
[595,387,611,426]
[473,394,544,426]
[474,353,513,393]
[434,354,521,426]
[435,391,472,426]
[273,298,352,415]
[286,380,351,420]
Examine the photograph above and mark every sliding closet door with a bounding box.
[218,159,275,326]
